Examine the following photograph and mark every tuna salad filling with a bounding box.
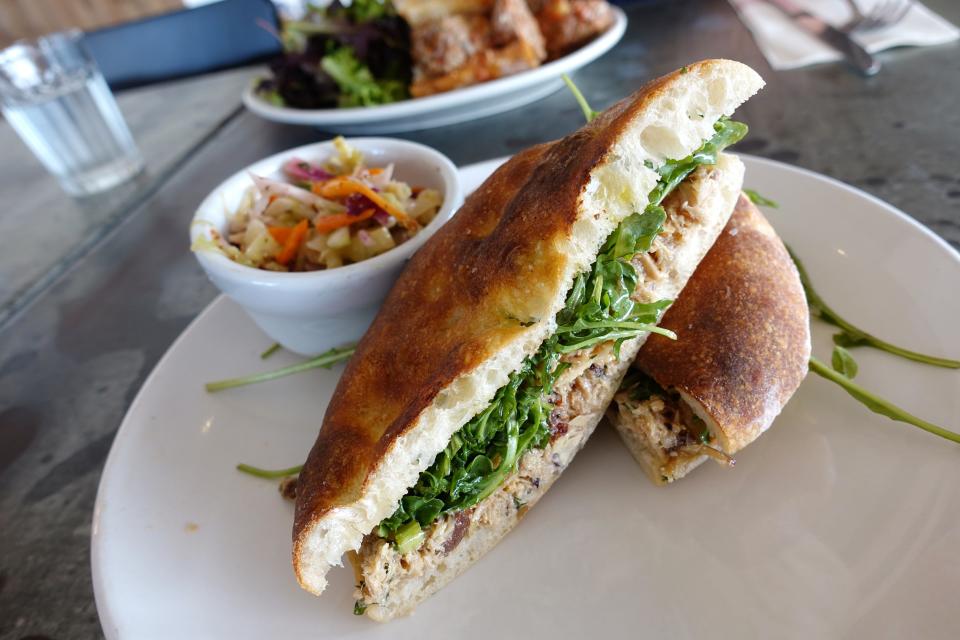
[612,369,733,483]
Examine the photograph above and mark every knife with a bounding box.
[760,0,881,76]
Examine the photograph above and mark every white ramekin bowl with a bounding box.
[190,138,463,356]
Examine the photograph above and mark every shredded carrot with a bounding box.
[314,178,420,231]
[314,208,375,234]
[267,226,292,244]
[368,167,384,175]
[275,219,308,266]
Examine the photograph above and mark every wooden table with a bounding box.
[0,0,957,637]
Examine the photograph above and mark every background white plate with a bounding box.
[92,156,960,639]
[242,8,626,134]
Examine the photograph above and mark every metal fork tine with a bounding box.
[848,0,913,33]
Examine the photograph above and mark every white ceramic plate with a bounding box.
[242,8,626,134]
[92,156,960,639]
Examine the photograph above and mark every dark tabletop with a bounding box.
[1,0,957,637]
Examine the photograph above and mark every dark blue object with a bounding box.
[82,0,282,90]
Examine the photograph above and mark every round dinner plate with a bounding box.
[241,8,627,134]
[92,156,960,639]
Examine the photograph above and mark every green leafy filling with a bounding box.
[321,46,408,108]
[620,367,667,402]
[376,118,748,545]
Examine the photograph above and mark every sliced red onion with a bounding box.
[345,192,383,217]
[357,230,374,247]
[283,157,332,183]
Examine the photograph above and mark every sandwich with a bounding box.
[292,60,765,620]
[608,194,811,485]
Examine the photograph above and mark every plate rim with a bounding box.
[91,153,960,637]
[744,154,960,262]
[90,292,230,639]
[241,6,627,126]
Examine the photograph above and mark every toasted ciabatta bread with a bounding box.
[352,154,745,620]
[609,195,811,484]
[293,60,764,609]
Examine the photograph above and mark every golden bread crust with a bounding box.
[634,195,811,453]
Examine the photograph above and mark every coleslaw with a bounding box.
[193,137,442,271]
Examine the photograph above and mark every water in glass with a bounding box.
[0,31,143,196]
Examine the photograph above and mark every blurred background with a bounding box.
[0,0,307,46]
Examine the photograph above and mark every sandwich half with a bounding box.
[293,60,764,620]
[609,194,811,484]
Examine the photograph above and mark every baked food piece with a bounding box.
[609,195,811,484]
[403,0,546,97]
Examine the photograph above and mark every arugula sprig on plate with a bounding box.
[810,348,960,444]
[790,248,960,369]
[790,249,959,443]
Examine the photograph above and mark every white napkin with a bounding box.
[728,0,960,70]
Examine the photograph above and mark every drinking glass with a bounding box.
[0,30,144,196]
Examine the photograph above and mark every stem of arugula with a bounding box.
[260,342,281,360]
[236,463,303,479]
[205,346,356,392]
[808,357,960,444]
[561,73,600,123]
[789,247,960,369]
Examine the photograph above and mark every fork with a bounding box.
[841,0,914,33]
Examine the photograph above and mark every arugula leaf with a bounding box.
[809,355,960,444]
[788,248,960,369]
[743,188,779,208]
[321,46,408,107]
[831,345,858,379]
[376,354,556,540]
[648,118,748,206]
[375,119,749,546]
[620,368,666,402]
[552,207,676,357]
[612,205,666,259]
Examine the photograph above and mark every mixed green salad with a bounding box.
[256,0,410,109]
